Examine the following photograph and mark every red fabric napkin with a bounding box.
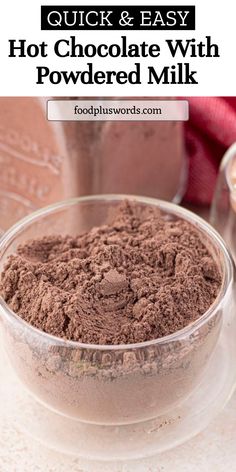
[184,97,236,206]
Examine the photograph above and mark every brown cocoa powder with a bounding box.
[0,200,221,345]
[0,200,223,424]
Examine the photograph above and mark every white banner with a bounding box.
[47,99,189,120]
[0,0,235,96]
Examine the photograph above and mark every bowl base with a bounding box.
[7,317,236,461]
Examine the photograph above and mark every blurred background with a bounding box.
[1,96,235,233]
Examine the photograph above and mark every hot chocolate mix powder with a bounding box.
[0,201,222,345]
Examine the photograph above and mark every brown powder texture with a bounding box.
[0,201,222,345]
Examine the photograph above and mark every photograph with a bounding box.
[0,3,235,472]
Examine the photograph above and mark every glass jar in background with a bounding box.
[0,97,66,234]
[210,142,236,259]
[0,97,187,233]
[62,97,187,203]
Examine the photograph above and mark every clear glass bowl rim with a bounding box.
[0,194,233,351]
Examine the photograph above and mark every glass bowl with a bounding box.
[0,195,235,459]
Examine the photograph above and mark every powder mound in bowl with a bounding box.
[0,201,222,345]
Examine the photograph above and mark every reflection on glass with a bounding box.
[210,143,236,260]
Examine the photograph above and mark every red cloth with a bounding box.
[184,97,236,206]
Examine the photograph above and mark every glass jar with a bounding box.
[210,142,236,259]
[0,97,186,233]
[0,97,66,233]
[62,97,187,202]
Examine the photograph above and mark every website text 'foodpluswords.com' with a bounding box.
[47,100,189,121]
